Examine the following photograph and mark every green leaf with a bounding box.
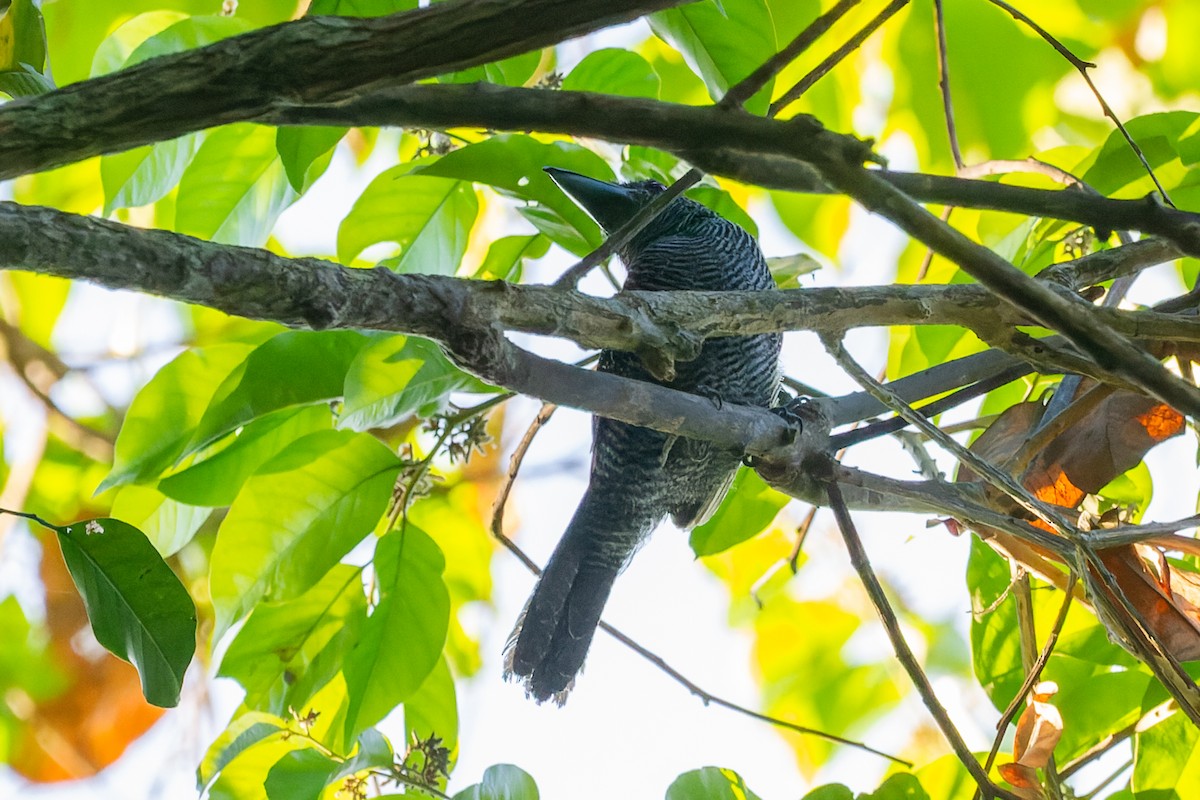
[277,126,346,193]
[191,330,373,452]
[967,536,1025,707]
[218,563,366,710]
[453,764,539,800]
[862,773,930,800]
[440,50,542,87]
[690,467,788,556]
[309,0,418,16]
[474,233,550,281]
[1134,708,1200,798]
[209,429,401,641]
[0,0,46,73]
[207,735,313,800]
[99,342,257,493]
[102,133,201,213]
[343,527,450,741]
[176,123,297,246]
[55,518,197,707]
[0,63,53,97]
[799,785,854,800]
[0,595,68,703]
[666,767,762,800]
[340,335,491,431]
[404,656,458,754]
[123,15,251,67]
[649,0,776,114]
[111,483,211,558]
[337,164,478,272]
[562,48,660,99]
[96,15,254,211]
[90,11,188,77]
[330,728,395,784]
[264,747,339,800]
[414,134,613,255]
[767,253,820,288]
[159,404,332,507]
[197,711,288,791]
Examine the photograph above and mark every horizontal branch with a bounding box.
[266,85,1200,253]
[0,0,690,178]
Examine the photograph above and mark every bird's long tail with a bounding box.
[503,495,642,704]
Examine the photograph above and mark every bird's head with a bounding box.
[544,167,706,240]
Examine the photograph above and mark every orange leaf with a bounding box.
[8,539,165,782]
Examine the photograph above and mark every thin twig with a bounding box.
[771,0,910,115]
[0,507,56,530]
[829,362,1030,449]
[824,479,1019,799]
[1078,757,1132,800]
[977,573,1078,797]
[719,0,862,110]
[824,335,1075,535]
[553,168,703,289]
[559,0,866,288]
[488,404,908,764]
[985,0,1173,205]
[933,0,964,170]
[489,401,558,556]
[594,617,910,765]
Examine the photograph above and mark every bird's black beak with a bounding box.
[544,167,641,233]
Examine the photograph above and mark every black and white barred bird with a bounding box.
[504,168,782,703]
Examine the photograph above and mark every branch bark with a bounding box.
[0,0,693,177]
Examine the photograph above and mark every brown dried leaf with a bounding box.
[1012,681,1063,768]
[1096,545,1200,662]
[958,381,1200,662]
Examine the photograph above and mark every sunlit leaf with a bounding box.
[666,766,763,800]
[176,123,297,247]
[159,404,333,507]
[209,429,401,640]
[474,233,550,281]
[1134,707,1200,796]
[337,163,478,273]
[191,329,373,452]
[562,48,659,99]
[277,126,346,193]
[343,526,450,741]
[340,335,491,431]
[110,483,211,558]
[218,563,366,710]
[649,0,776,114]
[264,747,339,800]
[690,467,788,556]
[198,712,288,792]
[309,0,418,16]
[414,134,613,255]
[405,657,459,755]
[0,0,46,73]
[453,764,539,800]
[100,342,257,493]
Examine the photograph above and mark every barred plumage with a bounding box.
[503,169,781,703]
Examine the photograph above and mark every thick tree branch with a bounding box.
[270,85,1200,254]
[9,71,1200,258]
[0,0,693,177]
[5,201,1193,407]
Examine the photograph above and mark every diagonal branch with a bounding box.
[0,0,694,178]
